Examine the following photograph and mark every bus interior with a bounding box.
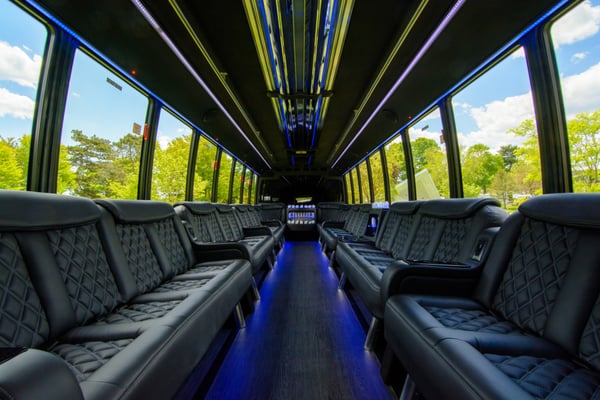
[1,0,600,399]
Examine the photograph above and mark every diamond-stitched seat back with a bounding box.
[115,224,164,294]
[579,296,600,370]
[405,216,437,261]
[492,218,577,335]
[247,207,262,226]
[0,233,50,347]
[47,225,121,325]
[432,218,471,263]
[153,218,189,276]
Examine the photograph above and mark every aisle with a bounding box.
[205,241,394,400]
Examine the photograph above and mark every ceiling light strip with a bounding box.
[326,0,429,165]
[331,0,465,168]
[131,0,272,168]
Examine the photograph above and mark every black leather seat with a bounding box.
[384,194,600,399]
[0,191,252,400]
[234,204,285,248]
[337,198,507,349]
[174,202,276,274]
[319,204,372,255]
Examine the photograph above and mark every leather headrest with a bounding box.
[419,198,500,219]
[519,193,600,228]
[0,190,100,230]
[96,199,173,223]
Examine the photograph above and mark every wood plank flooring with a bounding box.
[204,241,394,400]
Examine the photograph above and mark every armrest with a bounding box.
[243,226,272,237]
[189,240,251,262]
[322,221,345,229]
[338,235,375,245]
[380,259,482,303]
[0,349,83,400]
[261,219,283,227]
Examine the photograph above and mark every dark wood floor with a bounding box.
[204,240,394,400]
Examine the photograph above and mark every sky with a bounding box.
[0,0,599,156]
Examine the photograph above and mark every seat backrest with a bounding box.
[400,198,507,264]
[96,200,194,297]
[376,201,422,253]
[174,202,225,242]
[257,203,286,222]
[233,205,254,228]
[215,204,244,241]
[0,191,122,347]
[474,194,600,352]
[316,202,347,224]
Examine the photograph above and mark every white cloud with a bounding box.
[552,1,600,47]
[561,61,600,116]
[0,87,35,119]
[157,134,171,149]
[0,41,42,88]
[457,61,600,151]
[459,93,534,151]
[510,47,526,59]
[571,52,588,63]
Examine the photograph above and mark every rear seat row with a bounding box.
[0,191,280,400]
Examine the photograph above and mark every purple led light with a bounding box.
[131,0,272,169]
[331,0,466,168]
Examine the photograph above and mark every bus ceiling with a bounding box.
[32,0,566,175]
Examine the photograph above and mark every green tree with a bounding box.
[509,119,542,196]
[216,153,233,203]
[152,136,189,203]
[462,144,502,195]
[568,109,600,192]
[68,130,116,198]
[0,137,25,190]
[194,138,217,201]
[499,144,518,171]
[369,152,386,202]
[411,137,449,198]
[385,141,407,201]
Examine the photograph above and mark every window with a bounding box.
[453,46,540,209]
[384,135,408,201]
[344,173,352,203]
[246,171,255,204]
[351,167,361,203]
[151,109,191,202]
[216,151,233,203]
[231,161,244,204]
[551,0,600,192]
[193,135,217,201]
[408,107,448,199]
[369,151,386,202]
[358,161,371,203]
[0,2,47,190]
[59,50,148,198]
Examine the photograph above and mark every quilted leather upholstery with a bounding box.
[153,219,188,275]
[580,296,600,370]
[153,278,211,292]
[186,264,229,274]
[485,354,600,399]
[47,225,120,325]
[493,218,578,335]
[425,306,521,334]
[406,216,437,260]
[390,214,418,258]
[432,218,471,263]
[51,339,134,382]
[116,224,163,294]
[98,301,181,324]
[0,233,50,347]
